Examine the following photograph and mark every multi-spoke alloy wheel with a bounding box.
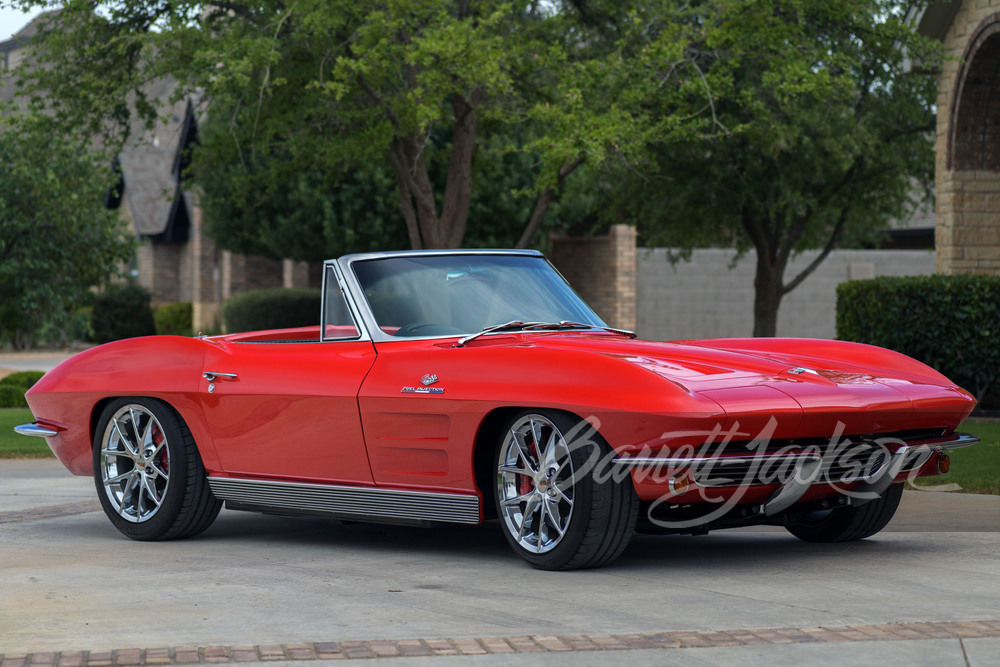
[94,398,221,541]
[497,413,576,554]
[494,410,639,570]
[99,404,171,523]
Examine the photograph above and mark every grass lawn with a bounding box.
[0,408,55,458]
[1,408,997,494]
[917,419,1000,496]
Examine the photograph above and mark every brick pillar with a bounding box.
[189,202,221,332]
[937,171,1000,274]
[549,224,637,331]
[282,259,312,288]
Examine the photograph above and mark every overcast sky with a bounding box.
[0,6,41,42]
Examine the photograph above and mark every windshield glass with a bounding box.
[351,254,605,337]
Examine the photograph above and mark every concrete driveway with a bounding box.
[1,459,998,666]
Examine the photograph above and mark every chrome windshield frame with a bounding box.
[332,249,603,344]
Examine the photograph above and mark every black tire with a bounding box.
[93,398,221,540]
[494,410,638,570]
[784,483,904,542]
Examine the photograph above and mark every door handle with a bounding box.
[203,371,239,382]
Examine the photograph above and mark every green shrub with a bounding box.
[0,384,28,408]
[0,371,40,408]
[0,371,45,390]
[154,302,193,336]
[91,284,157,343]
[837,274,1000,407]
[223,288,320,333]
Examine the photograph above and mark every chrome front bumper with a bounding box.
[613,432,981,515]
[14,423,59,438]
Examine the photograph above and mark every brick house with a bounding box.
[914,1,1000,275]
[2,14,314,333]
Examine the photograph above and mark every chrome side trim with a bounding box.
[207,477,481,525]
[14,423,58,438]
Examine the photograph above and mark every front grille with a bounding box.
[686,438,927,488]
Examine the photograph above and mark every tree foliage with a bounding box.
[14,0,695,252]
[0,114,135,348]
[9,0,941,338]
[192,111,545,260]
[575,0,943,336]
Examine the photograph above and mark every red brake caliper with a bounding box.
[518,433,539,496]
[153,424,169,476]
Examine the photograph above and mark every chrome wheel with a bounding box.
[99,404,171,523]
[497,413,576,554]
[493,410,639,570]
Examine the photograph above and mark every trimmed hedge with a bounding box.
[0,385,27,408]
[91,284,157,343]
[0,370,44,408]
[0,371,45,389]
[223,288,321,333]
[837,274,1000,407]
[154,302,193,336]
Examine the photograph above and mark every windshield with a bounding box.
[351,254,606,337]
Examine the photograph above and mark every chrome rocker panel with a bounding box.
[207,477,481,525]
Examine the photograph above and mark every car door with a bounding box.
[199,280,376,485]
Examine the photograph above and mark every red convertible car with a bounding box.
[17,250,978,569]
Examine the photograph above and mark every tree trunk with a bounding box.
[515,157,586,249]
[386,93,482,250]
[751,243,784,338]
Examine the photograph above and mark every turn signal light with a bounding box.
[937,453,951,474]
[668,473,690,496]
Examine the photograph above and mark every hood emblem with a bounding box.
[788,367,819,375]
[421,374,439,386]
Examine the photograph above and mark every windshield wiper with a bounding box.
[454,320,636,347]
[529,321,638,339]
[454,320,529,347]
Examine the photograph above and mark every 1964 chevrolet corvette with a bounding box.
[17,250,978,569]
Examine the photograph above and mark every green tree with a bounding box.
[192,110,544,260]
[0,115,135,348]
[583,0,943,337]
[13,1,679,252]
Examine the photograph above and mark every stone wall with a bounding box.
[935,0,1000,275]
[636,248,936,341]
[549,224,637,331]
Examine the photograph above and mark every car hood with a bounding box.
[522,333,976,435]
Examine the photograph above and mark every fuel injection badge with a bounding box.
[402,374,444,394]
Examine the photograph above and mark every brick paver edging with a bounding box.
[2,619,998,666]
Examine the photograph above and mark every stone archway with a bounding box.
[937,12,1000,275]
